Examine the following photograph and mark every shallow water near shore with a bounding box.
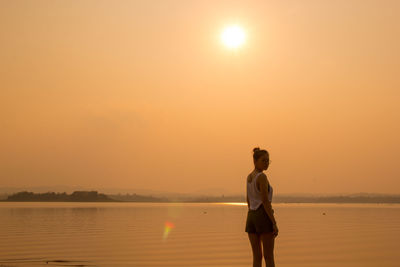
[1,202,399,267]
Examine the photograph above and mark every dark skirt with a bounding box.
[245,204,274,234]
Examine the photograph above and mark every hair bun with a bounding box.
[253,147,260,153]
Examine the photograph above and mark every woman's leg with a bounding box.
[261,232,275,267]
[248,233,262,267]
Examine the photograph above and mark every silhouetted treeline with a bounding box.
[171,194,400,203]
[3,191,400,203]
[183,195,246,202]
[4,191,116,202]
[108,193,169,202]
[273,195,400,203]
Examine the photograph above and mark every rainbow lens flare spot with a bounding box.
[163,221,175,241]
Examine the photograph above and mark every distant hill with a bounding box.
[108,193,168,202]
[3,191,116,202]
[0,186,242,198]
[147,193,400,203]
[1,190,399,203]
[0,186,200,198]
[272,194,400,203]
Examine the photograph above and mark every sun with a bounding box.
[221,25,246,49]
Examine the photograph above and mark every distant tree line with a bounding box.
[187,195,400,203]
[4,191,116,202]
[108,193,169,202]
[3,191,400,203]
[158,194,400,203]
[273,195,400,203]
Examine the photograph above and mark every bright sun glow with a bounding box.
[221,25,246,49]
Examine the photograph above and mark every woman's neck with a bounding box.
[254,168,263,173]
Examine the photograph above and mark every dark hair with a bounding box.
[253,147,268,162]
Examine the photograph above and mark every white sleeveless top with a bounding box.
[247,171,273,210]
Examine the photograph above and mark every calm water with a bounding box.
[0,202,399,267]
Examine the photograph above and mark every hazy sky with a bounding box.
[1,0,399,195]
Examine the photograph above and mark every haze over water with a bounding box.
[1,202,399,267]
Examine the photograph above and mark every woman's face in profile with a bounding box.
[256,154,270,170]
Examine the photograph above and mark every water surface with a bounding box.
[1,202,399,266]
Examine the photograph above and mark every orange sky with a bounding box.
[1,0,399,195]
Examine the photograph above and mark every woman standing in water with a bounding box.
[245,147,278,267]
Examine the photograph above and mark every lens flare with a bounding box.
[163,221,175,241]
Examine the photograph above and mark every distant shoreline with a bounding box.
[1,191,400,203]
[2,200,400,204]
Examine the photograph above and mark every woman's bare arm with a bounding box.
[246,175,250,209]
[258,173,277,225]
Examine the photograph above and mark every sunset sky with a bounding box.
[1,0,399,195]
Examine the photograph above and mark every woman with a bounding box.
[245,147,278,267]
